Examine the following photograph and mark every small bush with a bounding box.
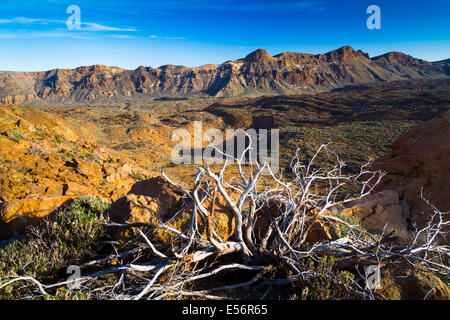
[333,213,359,234]
[0,196,110,299]
[297,257,358,300]
[130,171,146,181]
[6,130,26,143]
[81,151,96,161]
[44,287,91,300]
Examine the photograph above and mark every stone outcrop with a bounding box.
[107,177,186,239]
[0,196,75,239]
[379,264,450,300]
[0,105,142,204]
[373,111,450,240]
[340,190,408,233]
[335,111,450,240]
[107,177,240,242]
[108,177,184,224]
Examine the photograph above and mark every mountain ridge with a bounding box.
[0,46,449,104]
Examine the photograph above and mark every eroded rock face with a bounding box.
[107,177,185,239]
[340,190,408,233]
[1,46,449,104]
[107,177,240,242]
[0,106,142,203]
[373,111,450,240]
[0,196,74,239]
[379,264,450,300]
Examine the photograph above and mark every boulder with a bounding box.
[107,177,186,239]
[74,158,101,176]
[63,181,98,197]
[107,176,241,242]
[196,186,239,242]
[304,220,336,243]
[105,174,116,183]
[340,190,408,233]
[53,124,78,143]
[254,199,339,244]
[16,119,35,132]
[341,190,398,218]
[379,264,450,300]
[363,204,407,232]
[117,163,132,178]
[72,159,104,187]
[0,196,74,239]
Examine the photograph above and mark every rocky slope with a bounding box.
[1,46,449,104]
[0,106,147,202]
[0,80,449,241]
[373,111,450,242]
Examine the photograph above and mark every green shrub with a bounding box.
[6,130,26,143]
[333,213,359,234]
[297,256,358,300]
[130,171,146,181]
[80,151,96,160]
[0,196,110,299]
[44,287,91,300]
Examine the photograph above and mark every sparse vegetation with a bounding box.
[130,171,146,181]
[80,151,96,161]
[0,196,110,299]
[0,79,449,300]
[0,146,447,300]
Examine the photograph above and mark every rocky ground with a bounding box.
[0,78,449,300]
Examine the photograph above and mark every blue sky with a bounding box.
[0,0,449,71]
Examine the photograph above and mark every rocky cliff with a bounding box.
[373,111,450,242]
[1,46,449,104]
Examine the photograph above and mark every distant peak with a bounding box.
[159,64,187,69]
[338,45,356,53]
[244,49,272,63]
[374,51,410,60]
[372,51,426,65]
[325,46,369,60]
[75,65,110,73]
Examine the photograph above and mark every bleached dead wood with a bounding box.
[2,142,448,300]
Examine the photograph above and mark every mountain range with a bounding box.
[1,45,449,104]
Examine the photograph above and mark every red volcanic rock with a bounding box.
[373,111,450,241]
[372,52,430,66]
[340,190,408,233]
[0,196,75,239]
[323,45,369,62]
[108,176,184,224]
[107,176,241,241]
[242,49,273,63]
[0,47,448,104]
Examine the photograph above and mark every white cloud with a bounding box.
[0,16,138,33]
[149,35,186,40]
[137,0,325,12]
[82,22,138,32]
[165,36,186,40]
[0,17,42,24]
[0,31,93,39]
[110,34,134,39]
